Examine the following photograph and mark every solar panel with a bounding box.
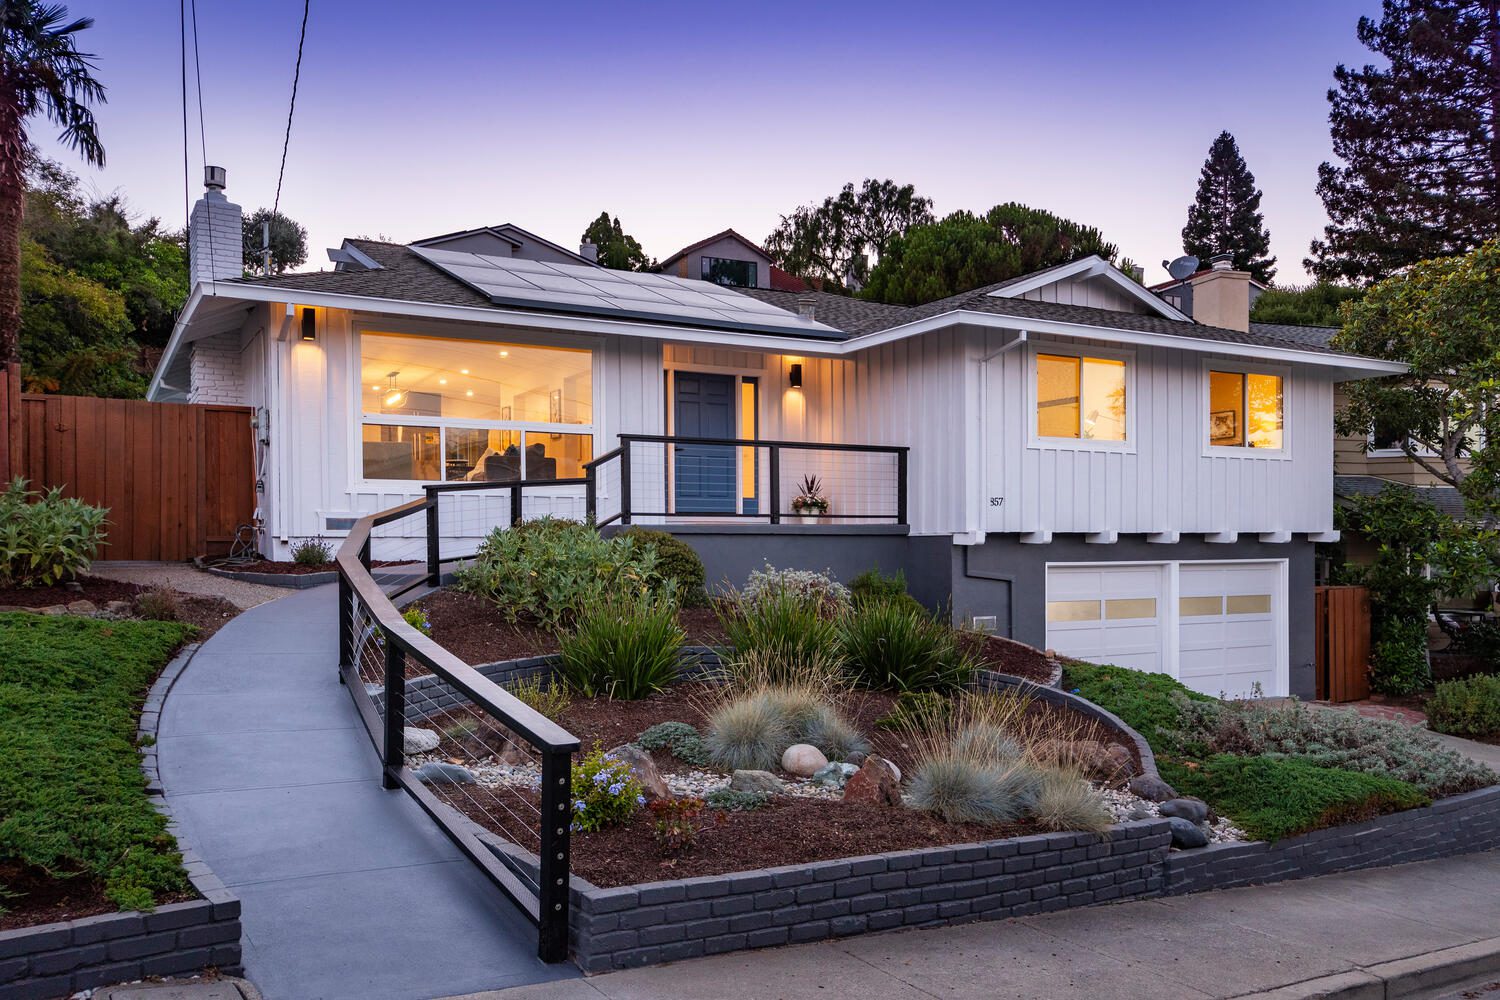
[409,246,842,338]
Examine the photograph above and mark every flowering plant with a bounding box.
[791,474,829,514]
[570,745,645,833]
[648,796,704,855]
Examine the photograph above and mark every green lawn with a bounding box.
[0,613,193,914]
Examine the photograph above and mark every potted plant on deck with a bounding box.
[791,475,830,524]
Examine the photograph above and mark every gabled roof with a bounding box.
[412,223,597,266]
[658,229,772,270]
[982,255,1193,323]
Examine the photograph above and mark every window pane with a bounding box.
[1180,596,1224,617]
[1105,597,1156,620]
[1081,358,1127,441]
[446,427,521,482]
[1209,371,1245,446]
[1037,354,1081,438]
[1047,599,1100,622]
[1246,374,1283,449]
[361,332,592,425]
[701,257,756,287]
[525,433,593,480]
[740,379,758,503]
[362,423,439,481]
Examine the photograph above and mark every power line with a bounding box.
[180,0,189,236]
[190,0,207,166]
[272,0,310,220]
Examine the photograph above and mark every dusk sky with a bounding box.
[32,0,1376,286]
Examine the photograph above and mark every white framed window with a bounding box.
[1027,342,1134,451]
[356,329,594,483]
[1202,358,1289,456]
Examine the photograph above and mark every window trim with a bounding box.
[350,321,601,487]
[1199,357,1291,459]
[1025,340,1136,453]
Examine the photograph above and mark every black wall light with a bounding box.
[300,307,316,341]
[788,362,803,389]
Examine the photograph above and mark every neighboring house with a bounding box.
[152,171,1402,701]
[657,228,806,291]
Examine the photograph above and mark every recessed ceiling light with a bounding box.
[499,351,509,357]
[460,368,470,375]
[370,385,380,391]
[438,378,447,385]
[465,389,474,397]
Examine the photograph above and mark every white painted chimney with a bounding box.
[579,240,599,264]
[189,166,243,286]
[797,292,816,320]
[1188,253,1251,332]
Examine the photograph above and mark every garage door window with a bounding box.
[1047,600,1100,622]
[1105,598,1156,620]
[1180,596,1223,617]
[1227,594,1272,614]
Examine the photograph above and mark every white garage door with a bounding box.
[1044,565,1166,673]
[1178,563,1283,699]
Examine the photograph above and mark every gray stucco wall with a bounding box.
[954,534,1316,699]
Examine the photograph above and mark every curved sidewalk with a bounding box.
[157,585,577,1000]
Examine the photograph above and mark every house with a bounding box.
[657,228,807,291]
[151,170,1403,700]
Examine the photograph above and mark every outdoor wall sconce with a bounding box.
[300,308,316,341]
[788,362,803,389]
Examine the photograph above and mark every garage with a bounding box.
[1045,561,1286,699]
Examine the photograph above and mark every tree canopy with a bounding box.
[241,208,307,275]
[1332,239,1500,517]
[1181,131,1276,283]
[765,179,933,291]
[1249,283,1365,328]
[581,212,651,271]
[861,203,1120,306]
[1308,0,1500,284]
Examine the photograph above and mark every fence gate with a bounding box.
[1315,585,1372,703]
[1,370,254,562]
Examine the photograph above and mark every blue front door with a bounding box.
[673,372,736,513]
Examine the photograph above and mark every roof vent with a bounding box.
[797,292,816,320]
[203,165,226,191]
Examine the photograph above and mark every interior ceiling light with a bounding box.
[461,368,470,375]
[499,350,509,357]
[382,371,406,408]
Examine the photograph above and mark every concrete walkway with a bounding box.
[458,850,1500,1000]
[156,585,577,1000]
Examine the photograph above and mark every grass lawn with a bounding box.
[0,613,194,919]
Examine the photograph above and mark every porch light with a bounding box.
[299,307,316,341]
[788,362,803,389]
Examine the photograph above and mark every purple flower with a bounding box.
[607,782,624,796]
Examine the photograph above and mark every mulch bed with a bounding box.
[964,634,1057,683]
[0,864,195,932]
[0,575,146,608]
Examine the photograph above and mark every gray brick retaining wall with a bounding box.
[0,644,243,1000]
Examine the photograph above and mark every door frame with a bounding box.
[664,363,763,517]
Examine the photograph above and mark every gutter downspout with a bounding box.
[954,331,1027,546]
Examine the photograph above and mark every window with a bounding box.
[1036,353,1127,441]
[359,331,592,482]
[1209,370,1282,450]
[702,256,757,288]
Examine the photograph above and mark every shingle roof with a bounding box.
[1334,475,1467,518]
[225,240,492,308]
[1248,322,1337,350]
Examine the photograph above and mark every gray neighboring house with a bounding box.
[150,173,1405,701]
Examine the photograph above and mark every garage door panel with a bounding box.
[1046,566,1166,676]
[1178,563,1282,699]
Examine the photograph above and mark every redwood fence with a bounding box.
[1315,584,1372,703]
[0,366,254,561]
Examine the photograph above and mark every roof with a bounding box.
[411,222,596,265]
[769,265,808,292]
[1334,475,1467,518]
[658,229,772,269]
[1247,322,1337,351]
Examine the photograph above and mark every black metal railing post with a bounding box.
[584,466,596,523]
[425,487,441,586]
[897,448,909,526]
[619,440,632,526]
[510,484,524,527]
[382,639,406,791]
[768,445,781,525]
[536,746,573,963]
[337,574,352,682]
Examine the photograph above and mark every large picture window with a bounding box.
[1036,353,1127,441]
[1209,370,1282,450]
[701,256,758,288]
[360,331,593,482]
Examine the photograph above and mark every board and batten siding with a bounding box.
[979,329,1335,537]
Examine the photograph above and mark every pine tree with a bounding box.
[1308,1,1500,284]
[1181,132,1276,283]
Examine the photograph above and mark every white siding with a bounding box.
[1018,278,1149,313]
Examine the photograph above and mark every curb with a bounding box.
[205,566,336,589]
[1237,935,1500,999]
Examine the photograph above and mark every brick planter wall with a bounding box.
[0,645,242,1000]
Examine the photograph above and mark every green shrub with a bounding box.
[704,788,768,811]
[1062,661,1213,749]
[1370,619,1431,696]
[704,691,791,771]
[558,593,685,699]
[504,675,571,719]
[638,721,709,765]
[1425,675,1500,739]
[849,567,928,616]
[839,599,977,691]
[290,537,333,566]
[0,478,108,588]
[1167,697,1494,797]
[1030,766,1113,834]
[1158,754,1429,842]
[570,746,644,833]
[0,614,193,912]
[455,517,671,630]
[908,753,1041,824]
[619,527,707,606]
[718,586,844,668]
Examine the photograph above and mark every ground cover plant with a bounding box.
[1425,674,1500,740]
[0,613,193,923]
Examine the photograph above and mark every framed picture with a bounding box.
[1210,409,1238,444]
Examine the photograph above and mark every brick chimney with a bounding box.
[189,166,243,286]
[1187,253,1250,333]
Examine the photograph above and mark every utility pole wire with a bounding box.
[272,0,310,223]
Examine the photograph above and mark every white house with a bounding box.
[151,171,1402,700]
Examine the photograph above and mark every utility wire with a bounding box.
[272,0,310,221]
[190,0,207,166]
[180,0,189,239]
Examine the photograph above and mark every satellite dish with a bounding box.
[1164,255,1200,281]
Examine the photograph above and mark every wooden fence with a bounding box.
[0,368,255,561]
[1315,585,1372,703]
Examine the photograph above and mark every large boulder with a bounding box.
[1159,797,1210,825]
[1166,816,1209,850]
[1128,774,1178,803]
[402,727,441,754]
[730,769,786,795]
[607,744,670,801]
[842,755,902,807]
[781,743,829,777]
[414,762,476,785]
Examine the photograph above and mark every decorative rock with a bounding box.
[66,599,97,615]
[402,727,441,754]
[1104,744,1136,779]
[810,762,860,789]
[414,762,476,785]
[1128,774,1178,803]
[607,743,670,801]
[878,758,901,783]
[845,749,869,766]
[1159,797,1210,824]
[781,743,828,777]
[104,600,132,616]
[1127,802,1156,821]
[730,769,786,795]
[64,580,83,592]
[842,755,902,807]
[38,605,68,615]
[1166,816,1210,849]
